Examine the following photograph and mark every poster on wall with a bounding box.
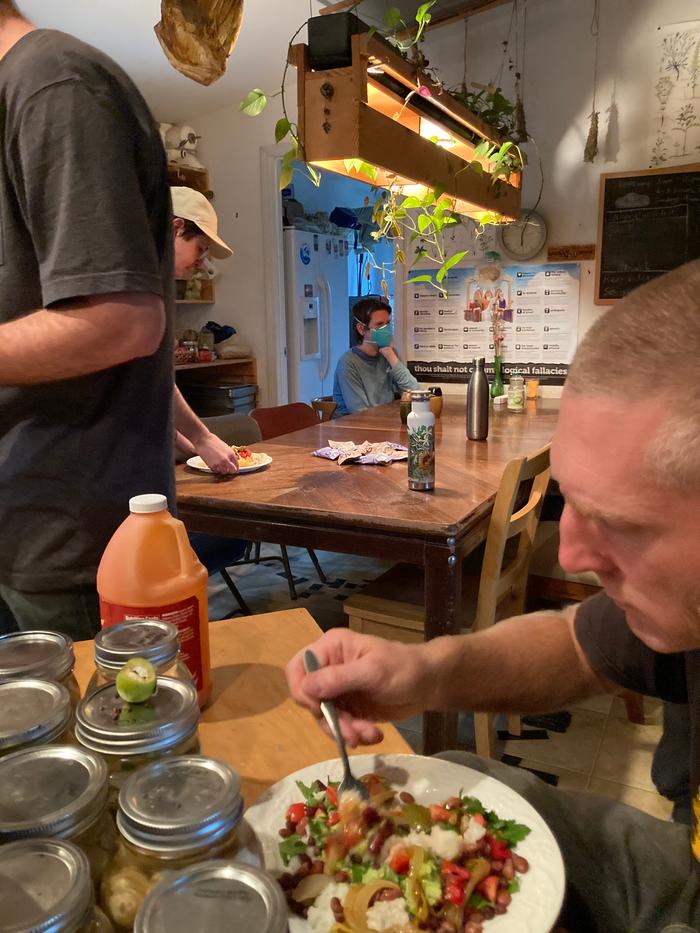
[406,263,580,385]
[649,20,700,167]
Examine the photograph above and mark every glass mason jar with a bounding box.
[0,838,115,932]
[0,630,80,708]
[0,678,73,757]
[507,373,525,412]
[101,756,244,930]
[75,677,200,808]
[0,745,117,883]
[86,620,193,698]
[133,861,288,933]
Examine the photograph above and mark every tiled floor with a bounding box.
[395,695,673,821]
[208,550,674,822]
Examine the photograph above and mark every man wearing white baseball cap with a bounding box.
[171,186,233,273]
[168,187,238,473]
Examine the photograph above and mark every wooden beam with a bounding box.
[426,0,514,32]
[318,0,359,15]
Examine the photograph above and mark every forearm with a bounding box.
[421,608,612,714]
[0,294,164,384]
[173,386,210,445]
[389,358,419,392]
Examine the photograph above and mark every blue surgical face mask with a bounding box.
[369,323,393,348]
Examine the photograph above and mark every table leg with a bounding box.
[422,538,462,755]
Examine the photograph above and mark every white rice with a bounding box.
[366,896,411,932]
[307,881,350,933]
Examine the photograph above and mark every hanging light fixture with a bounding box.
[290,24,521,220]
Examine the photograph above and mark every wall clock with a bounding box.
[497,210,548,261]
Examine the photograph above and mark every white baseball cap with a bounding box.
[170,186,233,259]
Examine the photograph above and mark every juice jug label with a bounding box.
[100,596,203,690]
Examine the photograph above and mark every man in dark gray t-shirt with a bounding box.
[0,2,175,638]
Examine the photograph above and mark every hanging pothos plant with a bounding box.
[240,2,523,297]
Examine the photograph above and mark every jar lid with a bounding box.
[75,677,199,756]
[0,632,74,683]
[94,620,179,672]
[0,680,72,753]
[134,860,288,933]
[0,746,108,842]
[118,756,243,855]
[0,838,93,932]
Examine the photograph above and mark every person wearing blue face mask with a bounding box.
[332,296,419,417]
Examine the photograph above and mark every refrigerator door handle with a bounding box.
[317,275,331,382]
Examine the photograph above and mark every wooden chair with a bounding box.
[343,445,551,758]
[311,396,337,422]
[249,403,327,592]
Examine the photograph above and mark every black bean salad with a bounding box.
[276,772,531,933]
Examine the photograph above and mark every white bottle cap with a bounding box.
[129,494,168,514]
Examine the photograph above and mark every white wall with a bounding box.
[187,0,700,403]
[416,0,699,394]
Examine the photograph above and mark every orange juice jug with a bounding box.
[97,494,211,707]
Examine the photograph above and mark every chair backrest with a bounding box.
[201,414,263,446]
[250,402,319,440]
[473,444,551,632]
[311,396,337,422]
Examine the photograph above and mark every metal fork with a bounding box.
[303,649,368,800]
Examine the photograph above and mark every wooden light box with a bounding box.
[290,32,521,219]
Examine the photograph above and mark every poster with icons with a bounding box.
[406,263,580,384]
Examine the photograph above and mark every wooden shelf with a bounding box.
[175,358,254,371]
[176,299,215,305]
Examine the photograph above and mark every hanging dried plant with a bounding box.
[513,93,528,142]
[154,0,244,86]
[583,110,599,162]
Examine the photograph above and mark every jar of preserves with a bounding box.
[86,620,193,698]
[0,630,80,708]
[101,756,243,929]
[134,860,287,933]
[75,678,200,806]
[0,838,114,932]
[0,745,117,883]
[0,678,73,757]
[507,373,525,412]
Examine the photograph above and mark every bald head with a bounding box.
[566,259,700,487]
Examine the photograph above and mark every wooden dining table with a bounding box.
[73,609,412,808]
[176,396,560,754]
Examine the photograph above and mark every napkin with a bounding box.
[312,439,408,466]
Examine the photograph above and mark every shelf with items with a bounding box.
[175,278,215,305]
[167,162,212,197]
[175,357,259,417]
[175,357,255,374]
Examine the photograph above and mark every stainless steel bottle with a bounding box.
[466,357,489,441]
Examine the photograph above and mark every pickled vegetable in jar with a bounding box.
[0,838,115,932]
[86,619,193,698]
[0,678,73,757]
[133,861,287,933]
[101,756,244,931]
[75,677,200,807]
[0,630,80,708]
[0,745,117,883]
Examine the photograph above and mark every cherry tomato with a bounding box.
[286,803,308,825]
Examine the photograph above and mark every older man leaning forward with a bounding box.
[287,259,700,933]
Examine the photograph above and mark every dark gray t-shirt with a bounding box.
[0,29,175,592]
[575,591,700,866]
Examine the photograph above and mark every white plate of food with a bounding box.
[186,447,272,474]
[245,753,565,933]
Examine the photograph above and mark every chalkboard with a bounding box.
[595,164,700,304]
